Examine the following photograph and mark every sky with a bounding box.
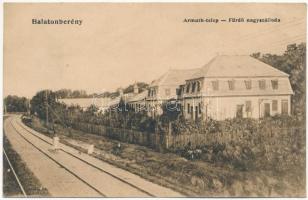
[4,3,306,98]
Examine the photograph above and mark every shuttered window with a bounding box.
[259,80,266,90]
[191,82,196,93]
[271,80,278,90]
[197,82,201,92]
[244,80,252,89]
[228,80,235,90]
[186,83,190,93]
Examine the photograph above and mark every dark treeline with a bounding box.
[4,95,29,113]
[54,89,88,99]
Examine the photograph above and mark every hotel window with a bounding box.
[272,100,278,111]
[228,80,235,90]
[245,101,252,112]
[259,80,266,90]
[186,83,190,93]
[244,80,252,90]
[212,80,219,91]
[198,103,202,114]
[197,81,201,92]
[187,103,190,114]
[271,80,278,90]
[191,82,196,93]
[165,89,171,96]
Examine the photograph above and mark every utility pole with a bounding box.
[45,90,49,133]
[28,100,31,116]
[4,103,7,114]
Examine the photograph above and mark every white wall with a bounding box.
[182,95,291,120]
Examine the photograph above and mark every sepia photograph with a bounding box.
[3,2,307,197]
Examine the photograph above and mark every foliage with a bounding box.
[30,90,57,120]
[54,89,88,98]
[171,117,222,135]
[30,90,69,130]
[173,115,305,173]
[160,99,181,124]
[4,95,29,113]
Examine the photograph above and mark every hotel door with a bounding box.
[264,103,270,117]
[281,100,288,115]
[236,105,243,118]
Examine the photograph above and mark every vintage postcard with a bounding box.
[3,2,306,197]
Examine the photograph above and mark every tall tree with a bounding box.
[30,90,57,121]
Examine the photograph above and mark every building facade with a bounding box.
[179,55,293,121]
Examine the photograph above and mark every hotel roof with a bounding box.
[190,55,289,79]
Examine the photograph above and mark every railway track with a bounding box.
[3,147,27,197]
[9,118,156,197]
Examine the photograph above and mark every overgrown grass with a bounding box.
[3,134,50,197]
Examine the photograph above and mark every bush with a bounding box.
[171,115,304,173]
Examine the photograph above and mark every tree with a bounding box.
[4,95,29,113]
[160,99,181,123]
[30,90,57,121]
[55,89,89,99]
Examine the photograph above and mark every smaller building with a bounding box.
[108,83,148,112]
[127,91,148,112]
[146,68,200,117]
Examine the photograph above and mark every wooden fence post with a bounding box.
[165,121,172,149]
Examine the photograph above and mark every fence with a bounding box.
[71,122,166,150]
[71,121,305,151]
[166,126,304,150]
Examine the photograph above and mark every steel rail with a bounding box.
[9,119,107,197]
[3,147,27,197]
[15,119,155,197]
